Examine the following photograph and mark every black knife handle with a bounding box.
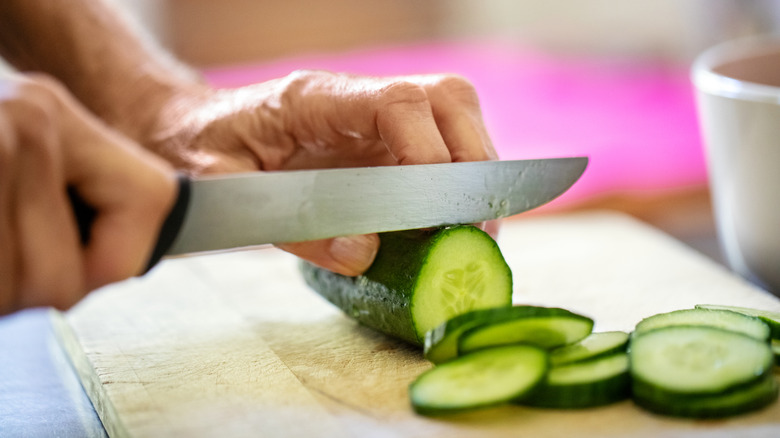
[68,174,191,274]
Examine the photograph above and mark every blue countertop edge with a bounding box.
[0,307,106,438]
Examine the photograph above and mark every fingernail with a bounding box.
[330,234,379,276]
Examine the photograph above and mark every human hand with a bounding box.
[145,71,500,275]
[0,74,177,315]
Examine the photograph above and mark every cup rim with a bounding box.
[692,35,780,104]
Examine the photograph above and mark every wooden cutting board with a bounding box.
[53,211,780,438]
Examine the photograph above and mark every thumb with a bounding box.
[277,234,379,276]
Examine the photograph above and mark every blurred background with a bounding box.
[117,0,780,67]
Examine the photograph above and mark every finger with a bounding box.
[373,80,452,165]
[65,130,177,290]
[12,102,85,310]
[0,112,19,314]
[414,75,498,163]
[27,74,177,290]
[277,234,380,277]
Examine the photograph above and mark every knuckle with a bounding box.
[282,69,332,96]
[433,74,480,106]
[2,82,62,162]
[379,80,429,107]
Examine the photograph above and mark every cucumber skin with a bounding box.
[632,374,779,419]
[518,353,631,409]
[300,227,510,346]
[301,261,417,344]
[520,371,631,409]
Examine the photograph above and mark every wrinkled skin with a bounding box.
[144,70,500,276]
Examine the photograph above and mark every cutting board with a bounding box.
[53,211,780,438]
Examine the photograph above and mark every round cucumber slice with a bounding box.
[633,373,778,418]
[633,308,771,342]
[520,353,631,409]
[457,309,593,355]
[425,306,581,365]
[696,304,780,340]
[549,331,629,366]
[630,326,774,396]
[409,344,548,415]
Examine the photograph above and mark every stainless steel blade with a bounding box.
[166,157,588,255]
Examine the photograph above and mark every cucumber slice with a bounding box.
[630,326,774,396]
[520,353,630,409]
[633,308,771,342]
[696,304,780,340]
[773,340,780,366]
[425,306,584,365]
[457,308,593,355]
[633,373,779,418]
[300,226,512,345]
[409,345,548,415]
[549,331,629,366]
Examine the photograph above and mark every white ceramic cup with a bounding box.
[692,36,780,295]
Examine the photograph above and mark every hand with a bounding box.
[145,71,500,275]
[0,74,177,314]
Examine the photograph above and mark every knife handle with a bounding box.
[68,174,191,274]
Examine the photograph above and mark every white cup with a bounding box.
[692,36,780,295]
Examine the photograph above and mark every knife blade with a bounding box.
[70,157,587,271]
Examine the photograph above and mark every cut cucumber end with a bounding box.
[412,226,512,343]
[410,345,548,416]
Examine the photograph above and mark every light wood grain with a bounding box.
[54,211,780,437]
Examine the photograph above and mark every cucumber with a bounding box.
[425,306,588,365]
[630,325,774,396]
[695,304,780,340]
[773,340,780,366]
[633,373,779,419]
[633,308,771,342]
[457,308,593,355]
[409,344,548,415]
[519,353,631,409]
[549,331,629,367]
[300,226,512,345]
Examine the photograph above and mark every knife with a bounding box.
[70,157,588,271]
